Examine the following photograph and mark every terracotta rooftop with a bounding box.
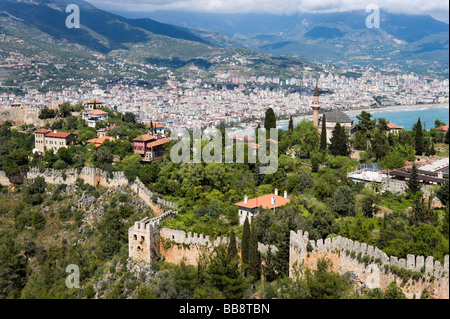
[88,109,108,115]
[234,194,290,210]
[147,122,164,128]
[146,137,171,148]
[84,99,102,105]
[437,125,449,132]
[387,123,403,129]
[34,129,51,134]
[133,134,156,142]
[87,136,116,147]
[45,132,73,138]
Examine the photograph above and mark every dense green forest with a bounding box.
[0,103,448,299]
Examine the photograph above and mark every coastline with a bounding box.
[229,103,449,137]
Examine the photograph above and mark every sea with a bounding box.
[229,104,449,137]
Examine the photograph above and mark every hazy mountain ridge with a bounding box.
[119,9,449,73]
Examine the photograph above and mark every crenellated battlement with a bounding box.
[289,230,449,299]
[290,230,449,278]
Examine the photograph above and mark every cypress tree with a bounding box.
[406,164,421,196]
[248,224,261,281]
[288,116,294,132]
[445,129,449,145]
[320,114,327,150]
[228,229,238,260]
[264,108,277,140]
[329,122,350,157]
[414,118,424,155]
[274,228,290,277]
[262,246,277,282]
[255,123,261,145]
[241,217,250,266]
[429,141,436,156]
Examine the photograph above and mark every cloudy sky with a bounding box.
[88,0,449,22]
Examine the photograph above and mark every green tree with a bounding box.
[0,238,28,298]
[227,229,238,260]
[274,228,290,277]
[305,258,352,299]
[370,128,390,160]
[288,116,294,132]
[408,195,437,227]
[380,150,405,170]
[384,281,406,299]
[264,108,276,139]
[320,114,327,151]
[207,245,248,299]
[93,147,113,170]
[248,224,261,281]
[241,217,250,266]
[123,112,136,124]
[2,149,28,175]
[97,209,125,259]
[331,186,355,216]
[328,123,350,157]
[59,102,72,118]
[262,246,277,282]
[414,118,425,155]
[406,164,421,196]
[356,111,376,137]
[436,181,449,207]
[359,189,382,218]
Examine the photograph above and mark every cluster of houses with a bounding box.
[33,100,171,163]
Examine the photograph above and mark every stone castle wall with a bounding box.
[0,105,48,126]
[0,166,178,212]
[289,230,449,299]
[159,227,278,266]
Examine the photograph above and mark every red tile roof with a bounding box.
[387,123,403,129]
[146,137,171,148]
[437,125,449,132]
[147,122,164,128]
[133,134,156,142]
[45,132,73,138]
[84,99,102,105]
[34,129,51,134]
[87,136,116,147]
[234,194,290,210]
[88,109,108,115]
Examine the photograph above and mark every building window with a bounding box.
[140,236,145,242]
[133,234,137,240]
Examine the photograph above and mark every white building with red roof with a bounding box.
[34,129,75,154]
[82,109,109,127]
[234,189,290,225]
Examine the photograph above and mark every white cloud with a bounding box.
[88,0,449,20]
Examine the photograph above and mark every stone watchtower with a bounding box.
[312,84,320,128]
[128,217,160,262]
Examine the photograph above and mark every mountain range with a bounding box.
[115,9,450,74]
[0,0,448,87]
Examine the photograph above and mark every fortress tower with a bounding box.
[312,84,320,128]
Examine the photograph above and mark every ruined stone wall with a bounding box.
[0,106,47,126]
[0,166,177,212]
[289,230,449,299]
[159,227,278,266]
